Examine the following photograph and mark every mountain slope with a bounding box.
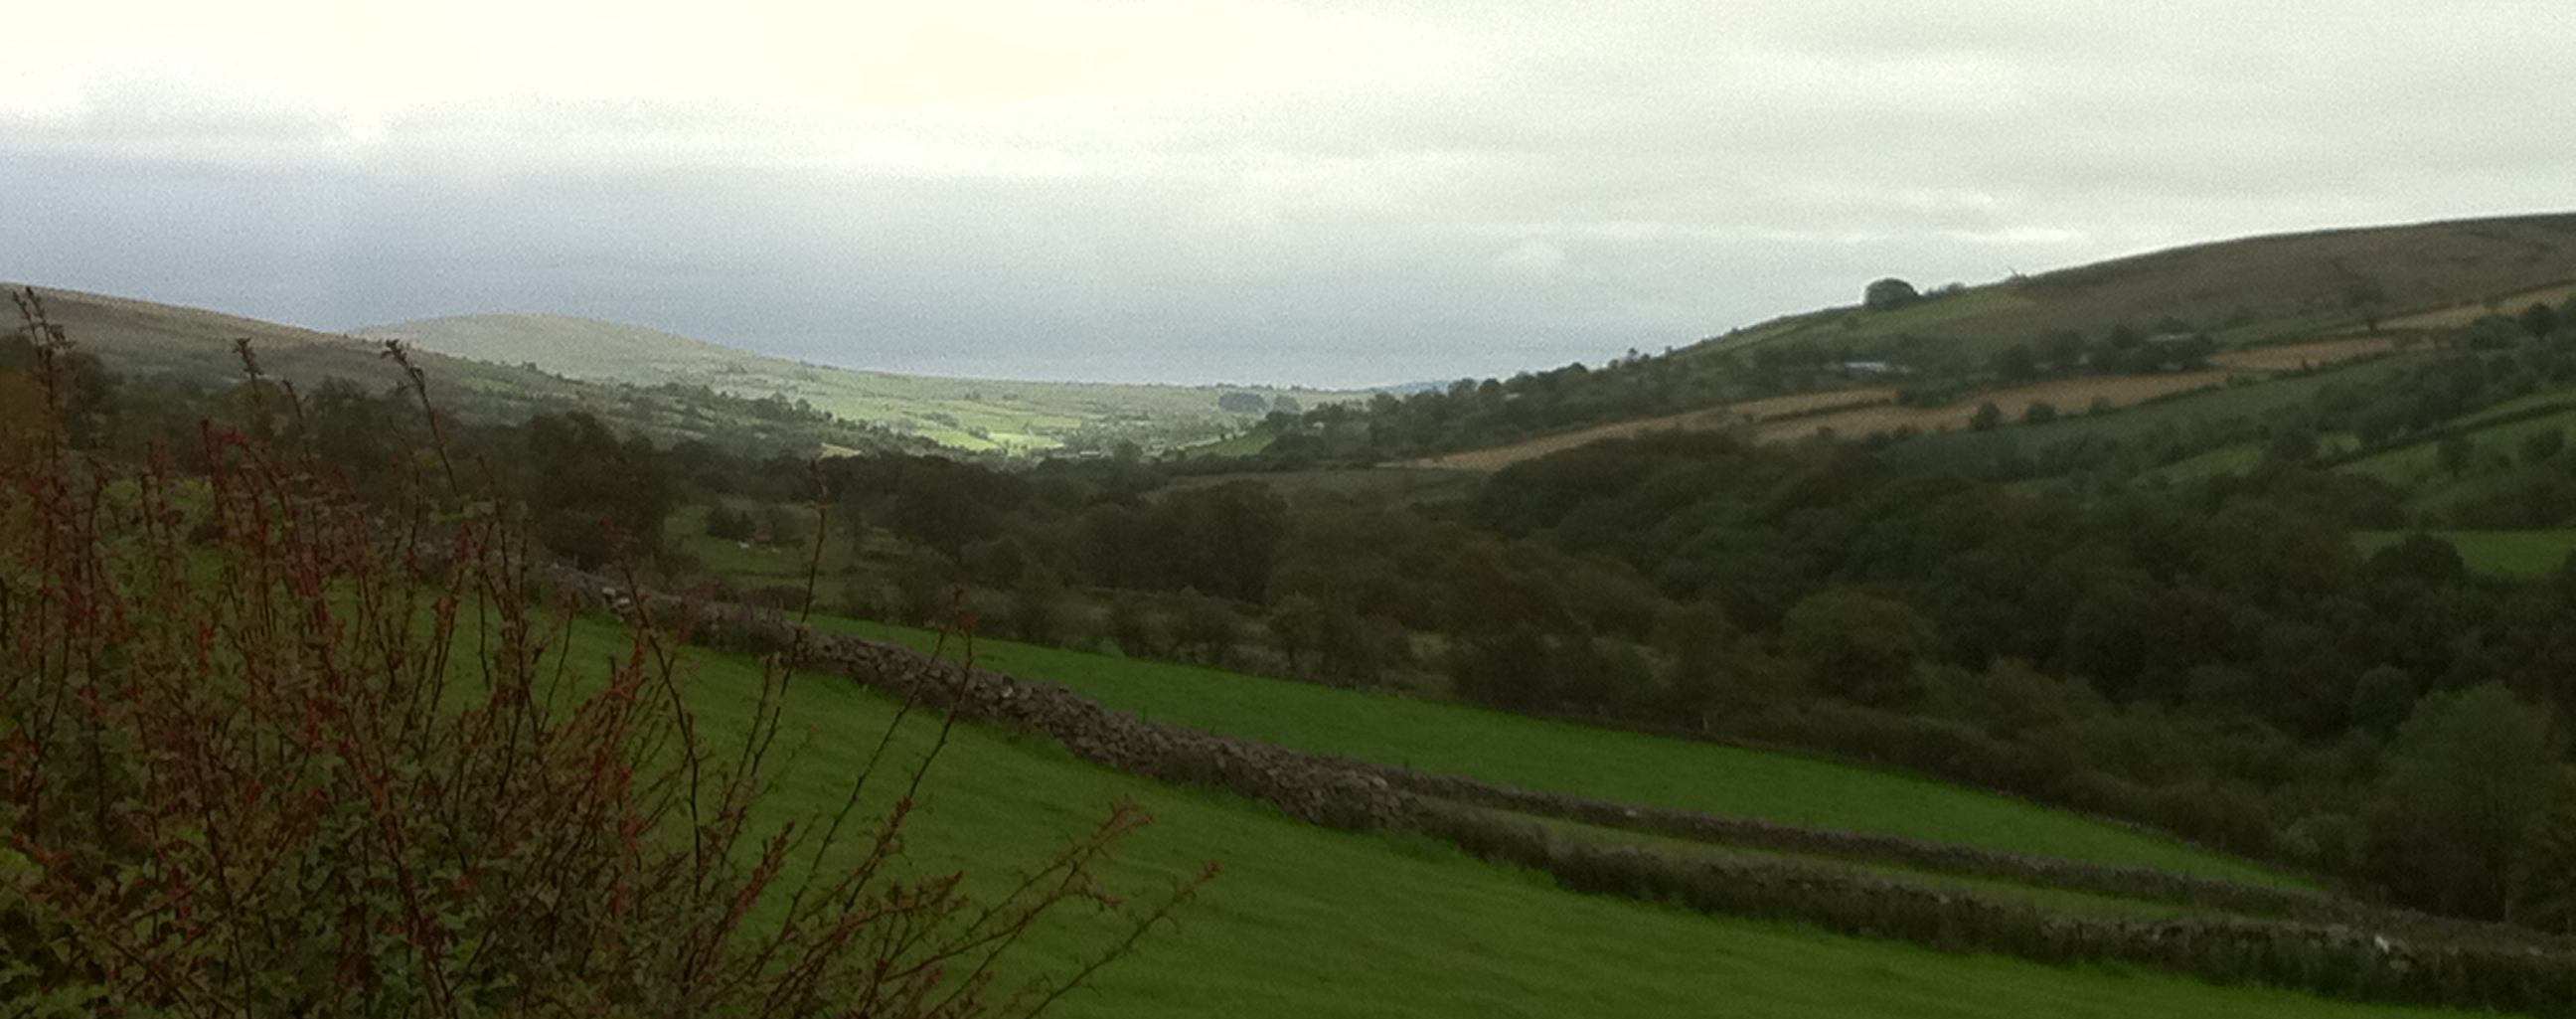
[6,284,917,454]
[356,312,747,381]
[1321,211,2576,472]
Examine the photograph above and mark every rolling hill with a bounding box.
[354,312,1355,453]
[6,283,929,453]
[4,286,1351,454]
[1357,212,2576,471]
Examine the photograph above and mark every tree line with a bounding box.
[29,319,2576,927]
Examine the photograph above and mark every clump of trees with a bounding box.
[1863,277,1922,311]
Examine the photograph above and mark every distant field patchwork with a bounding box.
[1759,372,2232,442]
[2210,336,2404,371]
[2382,281,2576,330]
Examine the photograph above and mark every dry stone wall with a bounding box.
[572,579,2576,1014]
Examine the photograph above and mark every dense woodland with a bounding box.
[16,295,2576,934]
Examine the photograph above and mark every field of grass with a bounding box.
[2207,336,2406,371]
[2337,407,2576,491]
[1890,352,2437,474]
[1405,389,1903,471]
[804,617,2306,890]
[633,622,2454,1018]
[2150,442,2268,481]
[2382,281,2576,330]
[1515,810,2208,922]
[2449,379,2576,428]
[663,501,855,584]
[2353,530,2576,576]
[1763,372,2234,443]
[1721,215,2576,361]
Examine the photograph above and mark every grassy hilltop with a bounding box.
[1309,212,2576,472]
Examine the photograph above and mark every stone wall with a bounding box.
[574,581,2576,1014]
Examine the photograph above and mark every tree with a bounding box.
[1265,593,1329,674]
[1862,277,1921,311]
[2520,301,2561,340]
[706,503,757,541]
[1174,591,1242,665]
[2363,683,2560,917]
[2509,765,2576,933]
[2436,433,2478,478]
[524,411,673,568]
[1992,344,2039,383]
[1969,402,2005,431]
[2263,421,2320,467]
[1655,602,1795,726]
[1779,588,1940,707]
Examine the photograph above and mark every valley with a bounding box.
[16,210,2576,1016]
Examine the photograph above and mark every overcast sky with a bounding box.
[3,1,2570,387]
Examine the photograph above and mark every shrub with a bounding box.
[0,295,1196,1017]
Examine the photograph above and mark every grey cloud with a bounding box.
[4,1,2570,387]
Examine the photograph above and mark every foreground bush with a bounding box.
[0,294,1196,1017]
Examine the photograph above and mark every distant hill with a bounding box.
[3,286,921,454]
[355,312,1354,453]
[1339,211,2576,471]
[1708,211,2576,360]
[354,313,749,382]
[0,291,1348,454]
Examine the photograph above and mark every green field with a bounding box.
[2339,408,2576,492]
[2353,529,2576,576]
[642,623,2451,1018]
[806,617,2306,890]
[1893,352,2433,473]
[1722,215,2576,362]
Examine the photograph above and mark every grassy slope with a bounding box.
[9,284,913,452]
[637,624,2450,1019]
[806,618,2304,890]
[1794,214,2576,358]
[357,312,1353,452]
[2352,530,2576,576]
[2340,406,2576,494]
[1421,213,2576,471]
[1890,351,2434,470]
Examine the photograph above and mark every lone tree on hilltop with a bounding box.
[1863,277,1922,311]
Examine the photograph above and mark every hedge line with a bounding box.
[1417,806,2576,1017]
[1366,767,2517,939]
[596,585,2576,1014]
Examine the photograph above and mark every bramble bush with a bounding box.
[0,289,1199,1017]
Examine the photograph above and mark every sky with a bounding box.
[3,1,2571,388]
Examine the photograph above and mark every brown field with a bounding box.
[1757,372,2232,443]
[1727,387,1901,422]
[2383,282,2576,330]
[1405,387,1896,470]
[2208,336,2403,371]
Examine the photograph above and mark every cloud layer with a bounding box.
[5,1,2570,386]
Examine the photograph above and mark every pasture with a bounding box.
[2352,529,2576,577]
[1758,371,2232,442]
[634,621,2453,1019]
[808,617,2307,890]
[2208,336,2405,372]
[1401,388,1902,470]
